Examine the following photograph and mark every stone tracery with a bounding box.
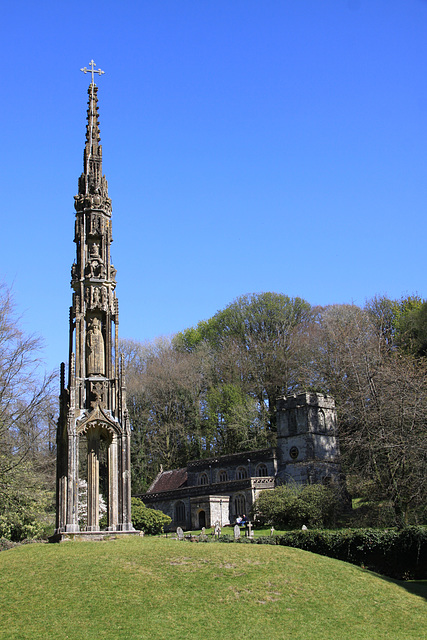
[54,73,134,538]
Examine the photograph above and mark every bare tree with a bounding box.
[121,337,211,490]
[0,284,56,495]
[311,303,427,524]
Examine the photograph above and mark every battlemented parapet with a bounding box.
[276,392,342,486]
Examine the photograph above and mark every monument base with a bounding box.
[48,530,141,543]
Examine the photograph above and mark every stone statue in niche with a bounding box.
[87,213,103,236]
[85,240,106,279]
[90,380,107,409]
[109,290,115,315]
[86,317,105,375]
[90,241,100,259]
[85,285,110,311]
[85,286,92,308]
[93,286,101,308]
[101,286,108,310]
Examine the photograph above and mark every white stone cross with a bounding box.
[80,60,105,84]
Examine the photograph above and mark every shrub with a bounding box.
[131,498,171,535]
[0,489,54,542]
[273,526,427,580]
[254,536,276,545]
[252,484,343,529]
[346,501,396,528]
[218,534,234,543]
[0,537,17,551]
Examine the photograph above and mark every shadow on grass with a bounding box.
[391,580,427,601]
[368,571,427,601]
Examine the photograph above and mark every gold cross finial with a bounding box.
[80,60,105,84]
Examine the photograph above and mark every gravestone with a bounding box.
[176,526,184,540]
[234,524,241,540]
[270,526,275,536]
[246,521,254,538]
[201,527,205,536]
[214,523,221,538]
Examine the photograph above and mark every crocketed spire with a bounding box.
[75,82,111,214]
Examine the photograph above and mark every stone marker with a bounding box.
[247,521,254,538]
[176,526,184,540]
[270,527,275,536]
[53,70,134,539]
[234,524,241,540]
[214,523,221,538]
[201,527,205,536]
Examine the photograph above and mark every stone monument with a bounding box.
[52,62,134,539]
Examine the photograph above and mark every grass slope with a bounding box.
[0,537,425,640]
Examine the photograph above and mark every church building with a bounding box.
[142,392,342,530]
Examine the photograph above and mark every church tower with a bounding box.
[54,63,133,535]
[276,392,342,486]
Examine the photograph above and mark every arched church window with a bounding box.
[218,470,228,482]
[234,494,246,517]
[199,473,208,486]
[175,501,186,523]
[256,463,268,477]
[236,466,248,480]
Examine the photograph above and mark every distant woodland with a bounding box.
[123,292,427,526]
[1,288,426,540]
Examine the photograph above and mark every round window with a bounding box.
[289,446,299,460]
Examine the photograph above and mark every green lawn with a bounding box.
[0,536,425,640]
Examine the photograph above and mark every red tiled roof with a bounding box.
[147,468,188,493]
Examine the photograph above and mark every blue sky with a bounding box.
[1,0,427,374]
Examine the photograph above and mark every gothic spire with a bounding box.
[75,62,111,213]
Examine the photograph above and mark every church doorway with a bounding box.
[198,510,206,529]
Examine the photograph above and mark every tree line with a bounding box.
[0,285,425,539]
[0,284,56,540]
[123,291,427,526]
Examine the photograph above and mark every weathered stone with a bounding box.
[176,527,184,541]
[52,78,134,539]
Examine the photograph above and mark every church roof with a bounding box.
[147,468,188,494]
[187,447,276,470]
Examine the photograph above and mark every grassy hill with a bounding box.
[0,536,425,640]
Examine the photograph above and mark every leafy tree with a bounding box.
[175,292,313,432]
[131,497,171,534]
[252,484,342,529]
[205,383,264,454]
[0,459,55,541]
[393,296,427,357]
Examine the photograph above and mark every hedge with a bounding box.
[269,527,426,580]
[214,527,426,579]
